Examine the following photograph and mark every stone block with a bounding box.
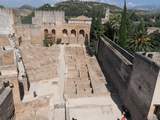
[2,52,14,65]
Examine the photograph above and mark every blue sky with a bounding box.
[0,0,160,8]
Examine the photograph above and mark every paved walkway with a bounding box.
[54,45,66,120]
[58,45,66,104]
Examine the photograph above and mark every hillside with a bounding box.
[21,1,122,24]
[19,5,35,10]
[0,5,5,8]
[133,5,160,12]
[38,1,122,18]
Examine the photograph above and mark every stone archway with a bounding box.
[63,29,68,37]
[52,29,56,35]
[71,29,76,37]
[44,29,49,36]
[79,29,85,37]
[44,29,49,40]
[62,29,69,44]
[43,29,53,47]
[78,29,85,44]
[51,29,56,44]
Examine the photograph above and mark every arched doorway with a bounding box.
[52,29,56,35]
[71,29,76,37]
[79,30,85,37]
[63,29,68,37]
[44,29,48,36]
[43,29,53,47]
[44,29,49,39]
[78,30,85,44]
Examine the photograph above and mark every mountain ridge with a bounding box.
[38,1,122,18]
[19,4,35,10]
[132,5,160,11]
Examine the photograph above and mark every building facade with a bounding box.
[15,11,92,45]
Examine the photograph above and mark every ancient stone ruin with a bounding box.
[0,8,160,120]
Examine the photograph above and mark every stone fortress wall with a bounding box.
[0,12,16,117]
[125,53,160,120]
[97,36,133,101]
[0,8,100,120]
[0,49,18,120]
[32,11,65,25]
[0,8,29,119]
[0,8,15,46]
[0,7,160,120]
[0,36,27,104]
[97,36,160,120]
[15,11,91,45]
[0,8,15,35]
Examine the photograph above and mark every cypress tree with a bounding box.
[119,0,128,48]
[90,10,104,54]
[90,16,96,38]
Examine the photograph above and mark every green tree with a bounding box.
[155,19,160,27]
[129,12,141,21]
[104,14,121,42]
[128,32,152,52]
[118,0,128,48]
[90,11,104,54]
[90,9,104,40]
[0,5,4,8]
[149,31,160,52]
[38,4,53,11]
[128,19,160,52]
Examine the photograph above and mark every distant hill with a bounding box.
[133,5,160,12]
[21,1,122,24]
[0,5,5,8]
[38,1,122,18]
[19,5,35,10]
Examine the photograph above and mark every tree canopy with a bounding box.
[118,0,129,48]
[104,0,160,53]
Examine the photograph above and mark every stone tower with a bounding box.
[0,8,15,35]
[105,8,110,21]
[32,11,65,25]
[101,8,110,24]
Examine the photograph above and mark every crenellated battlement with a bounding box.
[0,8,14,18]
[33,10,65,25]
[0,8,15,35]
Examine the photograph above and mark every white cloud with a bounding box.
[127,1,136,8]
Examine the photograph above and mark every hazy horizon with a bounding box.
[0,0,160,8]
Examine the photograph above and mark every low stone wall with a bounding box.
[97,37,133,100]
[0,87,15,120]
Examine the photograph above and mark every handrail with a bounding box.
[100,35,134,63]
